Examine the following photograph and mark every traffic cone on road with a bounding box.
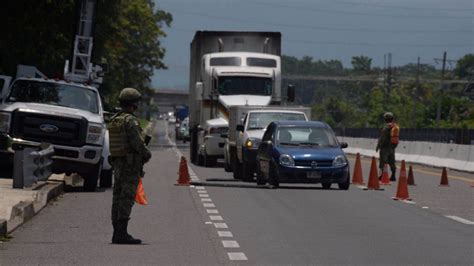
[365,157,382,190]
[176,156,191,186]
[407,165,416,186]
[439,167,449,186]
[380,164,391,185]
[351,153,365,185]
[392,160,411,201]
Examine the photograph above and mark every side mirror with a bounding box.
[287,84,295,102]
[340,142,348,149]
[236,125,244,132]
[103,111,112,123]
[195,82,203,100]
[220,133,228,138]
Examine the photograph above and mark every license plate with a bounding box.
[307,171,321,179]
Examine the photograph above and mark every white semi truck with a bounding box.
[188,31,283,165]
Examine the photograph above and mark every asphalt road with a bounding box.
[0,120,472,265]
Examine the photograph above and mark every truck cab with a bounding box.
[0,76,112,191]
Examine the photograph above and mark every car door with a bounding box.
[0,75,12,103]
[257,123,275,176]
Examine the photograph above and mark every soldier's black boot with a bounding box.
[112,219,141,245]
[390,171,396,181]
[112,221,119,243]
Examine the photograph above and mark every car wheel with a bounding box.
[241,160,254,182]
[99,169,113,188]
[197,154,204,166]
[338,174,350,190]
[322,182,331,189]
[204,154,216,167]
[268,162,279,188]
[224,159,232,172]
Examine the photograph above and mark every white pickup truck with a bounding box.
[224,106,311,181]
[0,76,112,191]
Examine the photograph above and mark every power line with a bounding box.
[332,0,473,12]
[168,9,472,34]
[243,1,472,20]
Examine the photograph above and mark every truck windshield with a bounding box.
[218,77,272,96]
[247,112,306,130]
[6,80,99,113]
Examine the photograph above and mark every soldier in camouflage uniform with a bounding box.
[376,112,399,181]
[108,88,152,244]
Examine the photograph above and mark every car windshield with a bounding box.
[276,126,338,147]
[247,112,306,130]
[217,76,272,96]
[6,80,99,113]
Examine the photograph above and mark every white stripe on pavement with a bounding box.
[214,223,228,229]
[206,209,219,214]
[201,198,212,202]
[210,215,223,221]
[218,231,233,237]
[222,240,240,248]
[203,203,215,208]
[228,252,248,261]
[445,215,474,225]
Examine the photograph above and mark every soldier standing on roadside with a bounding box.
[376,112,400,181]
[108,88,152,244]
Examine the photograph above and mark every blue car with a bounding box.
[256,121,350,189]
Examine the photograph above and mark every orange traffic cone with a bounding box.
[380,164,391,185]
[393,160,411,201]
[365,157,382,190]
[407,165,416,186]
[439,167,449,186]
[351,153,365,184]
[176,156,191,186]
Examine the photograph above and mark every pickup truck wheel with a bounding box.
[197,154,204,166]
[99,169,113,188]
[204,154,216,167]
[241,160,254,182]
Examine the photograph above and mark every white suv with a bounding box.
[0,76,112,191]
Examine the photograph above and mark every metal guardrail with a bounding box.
[334,128,474,145]
[12,143,54,188]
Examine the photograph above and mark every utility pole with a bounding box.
[411,57,420,128]
[387,53,392,95]
[435,52,447,125]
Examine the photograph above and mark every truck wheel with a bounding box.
[99,169,113,188]
[241,160,254,182]
[83,162,101,192]
[204,154,216,167]
[232,156,242,180]
[197,153,204,166]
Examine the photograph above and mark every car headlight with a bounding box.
[87,123,104,145]
[279,154,295,167]
[333,155,348,167]
[0,112,11,133]
[245,138,261,149]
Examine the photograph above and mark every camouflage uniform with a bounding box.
[108,88,151,244]
[376,112,398,181]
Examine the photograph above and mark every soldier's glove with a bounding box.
[143,149,152,163]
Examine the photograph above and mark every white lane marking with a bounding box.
[422,206,429,209]
[199,194,210,197]
[218,231,233,237]
[197,190,207,194]
[195,186,205,190]
[203,203,216,208]
[214,223,228,229]
[201,198,212,202]
[210,215,223,221]
[207,209,219,214]
[228,252,248,261]
[222,240,240,248]
[205,221,213,225]
[445,215,474,225]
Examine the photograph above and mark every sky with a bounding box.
[151,0,473,90]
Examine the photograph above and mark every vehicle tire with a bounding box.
[232,156,242,180]
[338,174,350,190]
[322,182,331,189]
[190,128,198,164]
[204,154,216,167]
[268,162,279,188]
[197,153,204,166]
[224,160,232,172]
[241,160,254,182]
[99,169,113,188]
[83,162,101,192]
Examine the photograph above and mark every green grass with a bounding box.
[139,118,149,129]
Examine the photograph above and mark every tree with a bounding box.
[455,54,474,79]
[351,55,372,74]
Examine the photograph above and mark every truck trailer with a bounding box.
[188,31,283,165]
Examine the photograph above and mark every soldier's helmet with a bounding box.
[383,112,394,120]
[118,88,142,105]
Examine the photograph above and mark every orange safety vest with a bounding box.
[389,123,400,145]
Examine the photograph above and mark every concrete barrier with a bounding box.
[340,137,473,173]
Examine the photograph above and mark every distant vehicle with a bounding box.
[256,121,350,189]
[174,105,188,123]
[168,115,176,124]
[197,117,228,167]
[176,117,190,142]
